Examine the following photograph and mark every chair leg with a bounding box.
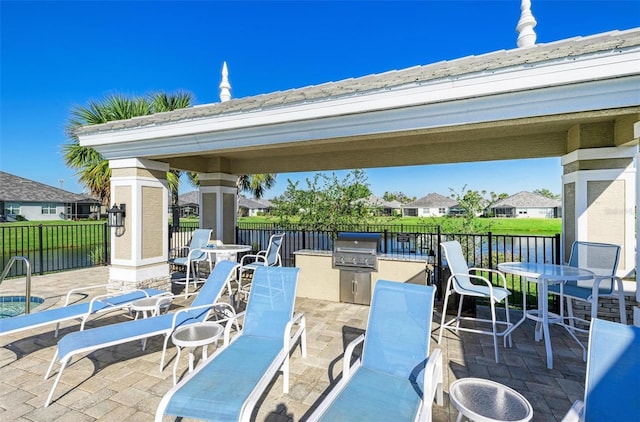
[438,291,451,344]
[45,357,69,407]
[567,298,576,330]
[160,333,171,372]
[504,296,513,348]
[490,301,500,363]
[615,280,627,324]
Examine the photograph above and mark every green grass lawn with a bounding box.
[239,216,562,236]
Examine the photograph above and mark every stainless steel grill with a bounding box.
[332,232,380,304]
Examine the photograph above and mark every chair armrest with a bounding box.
[591,275,622,296]
[240,253,267,266]
[64,284,109,306]
[423,348,443,408]
[223,311,246,344]
[170,303,218,330]
[342,333,365,379]
[469,267,508,289]
[561,400,584,422]
[451,272,504,301]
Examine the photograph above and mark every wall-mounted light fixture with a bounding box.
[107,204,126,228]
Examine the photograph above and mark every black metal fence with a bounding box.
[2,221,561,310]
[1,223,110,278]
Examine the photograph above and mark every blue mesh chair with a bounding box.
[307,281,442,422]
[44,260,239,407]
[548,241,627,332]
[562,319,640,421]
[170,228,212,298]
[155,266,305,422]
[237,232,285,302]
[438,240,512,363]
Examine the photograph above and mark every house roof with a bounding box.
[491,191,561,208]
[238,196,272,209]
[178,191,199,206]
[0,171,96,204]
[405,193,457,208]
[75,28,640,137]
[364,195,403,209]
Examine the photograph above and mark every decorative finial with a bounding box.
[219,61,231,102]
[516,0,537,48]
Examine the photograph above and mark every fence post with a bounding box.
[38,224,44,275]
[302,229,306,250]
[436,225,443,299]
[103,223,109,265]
[383,229,388,253]
[554,233,561,264]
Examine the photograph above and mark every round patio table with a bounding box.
[449,378,533,422]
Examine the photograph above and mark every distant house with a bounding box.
[238,196,273,217]
[0,171,99,221]
[403,193,457,217]
[364,195,403,216]
[490,191,561,218]
[177,191,199,217]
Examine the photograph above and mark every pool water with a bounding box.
[0,296,45,319]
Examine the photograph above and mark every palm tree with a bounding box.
[64,92,193,206]
[64,91,277,209]
[237,173,277,199]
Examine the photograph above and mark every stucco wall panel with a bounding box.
[587,180,626,268]
[142,186,163,259]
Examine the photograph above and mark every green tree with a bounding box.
[382,191,415,203]
[446,186,506,233]
[64,92,276,208]
[533,188,560,200]
[272,169,372,231]
[237,173,277,199]
[64,92,193,207]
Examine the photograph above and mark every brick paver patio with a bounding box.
[0,267,588,421]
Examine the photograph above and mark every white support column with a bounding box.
[635,121,640,327]
[199,173,238,243]
[562,146,636,276]
[108,158,170,290]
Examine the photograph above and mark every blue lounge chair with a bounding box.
[0,284,165,339]
[307,281,443,422]
[44,260,239,407]
[562,318,640,421]
[155,266,306,422]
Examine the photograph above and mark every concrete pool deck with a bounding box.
[0,266,588,421]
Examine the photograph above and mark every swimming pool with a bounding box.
[0,296,45,319]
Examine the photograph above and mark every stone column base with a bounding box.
[107,274,172,293]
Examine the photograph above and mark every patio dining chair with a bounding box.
[237,232,285,302]
[307,281,442,422]
[548,241,627,331]
[155,266,305,422]
[438,240,512,363]
[44,260,239,407]
[170,228,212,298]
[561,318,640,421]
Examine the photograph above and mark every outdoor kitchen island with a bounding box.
[293,249,428,304]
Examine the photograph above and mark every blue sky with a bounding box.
[1,1,639,200]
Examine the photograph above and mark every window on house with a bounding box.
[438,208,445,214]
[5,203,20,214]
[42,203,57,214]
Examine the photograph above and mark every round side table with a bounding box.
[130,296,172,319]
[449,378,533,422]
[171,321,224,385]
